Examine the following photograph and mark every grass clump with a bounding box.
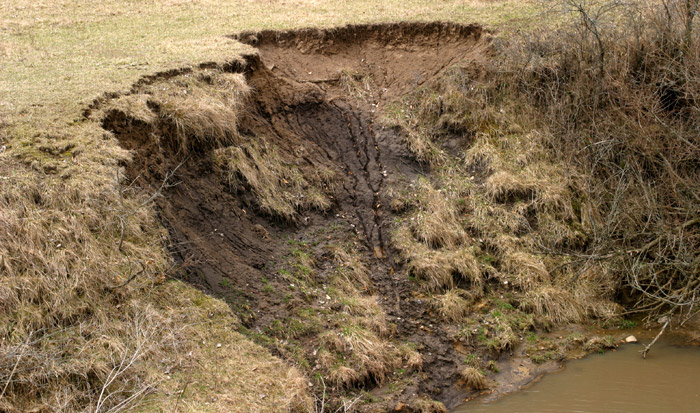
[319,325,401,389]
[214,137,336,220]
[460,366,489,390]
[433,289,473,322]
[584,335,618,353]
[409,397,448,413]
[154,72,250,154]
[102,71,251,155]
[392,177,482,292]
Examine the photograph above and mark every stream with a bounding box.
[455,337,700,412]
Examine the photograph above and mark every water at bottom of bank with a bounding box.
[454,336,700,413]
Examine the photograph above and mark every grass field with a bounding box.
[1,0,538,132]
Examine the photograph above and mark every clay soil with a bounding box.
[101,22,543,410]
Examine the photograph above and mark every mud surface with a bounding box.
[103,22,495,409]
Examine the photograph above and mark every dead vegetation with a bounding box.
[386,1,700,360]
[434,289,474,322]
[387,62,615,326]
[317,245,403,390]
[102,69,338,221]
[105,71,251,156]
[499,0,700,337]
[460,366,489,390]
[214,138,336,220]
[0,122,309,411]
[3,0,699,410]
[0,1,547,411]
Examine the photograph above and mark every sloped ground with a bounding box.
[98,22,628,410]
[100,23,493,410]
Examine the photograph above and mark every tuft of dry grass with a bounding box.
[433,289,473,322]
[393,226,482,292]
[410,179,468,249]
[584,335,617,352]
[410,397,448,413]
[156,72,250,154]
[501,250,550,290]
[398,344,424,371]
[330,244,373,292]
[318,325,401,389]
[102,71,251,155]
[521,286,583,324]
[460,366,489,390]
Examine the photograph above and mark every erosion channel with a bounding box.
[100,22,576,410]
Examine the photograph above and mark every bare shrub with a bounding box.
[504,0,700,332]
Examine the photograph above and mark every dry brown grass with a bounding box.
[522,286,583,324]
[393,226,482,292]
[460,366,489,390]
[319,325,401,389]
[388,39,626,329]
[156,72,250,154]
[0,124,309,411]
[409,397,448,413]
[102,71,251,155]
[330,244,373,292]
[409,179,468,249]
[283,243,401,393]
[398,344,424,371]
[214,137,335,220]
[433,289,473,322]
[490,0,700,326]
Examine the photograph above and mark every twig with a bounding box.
[640,315,671,359]
[174,380,190,412]
[116,155,190,251]
[106,263,146,290]
[0,333,31,400]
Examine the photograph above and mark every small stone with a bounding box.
[216,343,222,348]
[625,335,638,343]
[394,402,407,411]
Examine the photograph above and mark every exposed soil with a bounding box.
[100,22,523,410]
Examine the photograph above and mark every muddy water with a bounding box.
[456,339,700,413]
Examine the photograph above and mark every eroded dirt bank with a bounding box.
[97,22,616,411]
